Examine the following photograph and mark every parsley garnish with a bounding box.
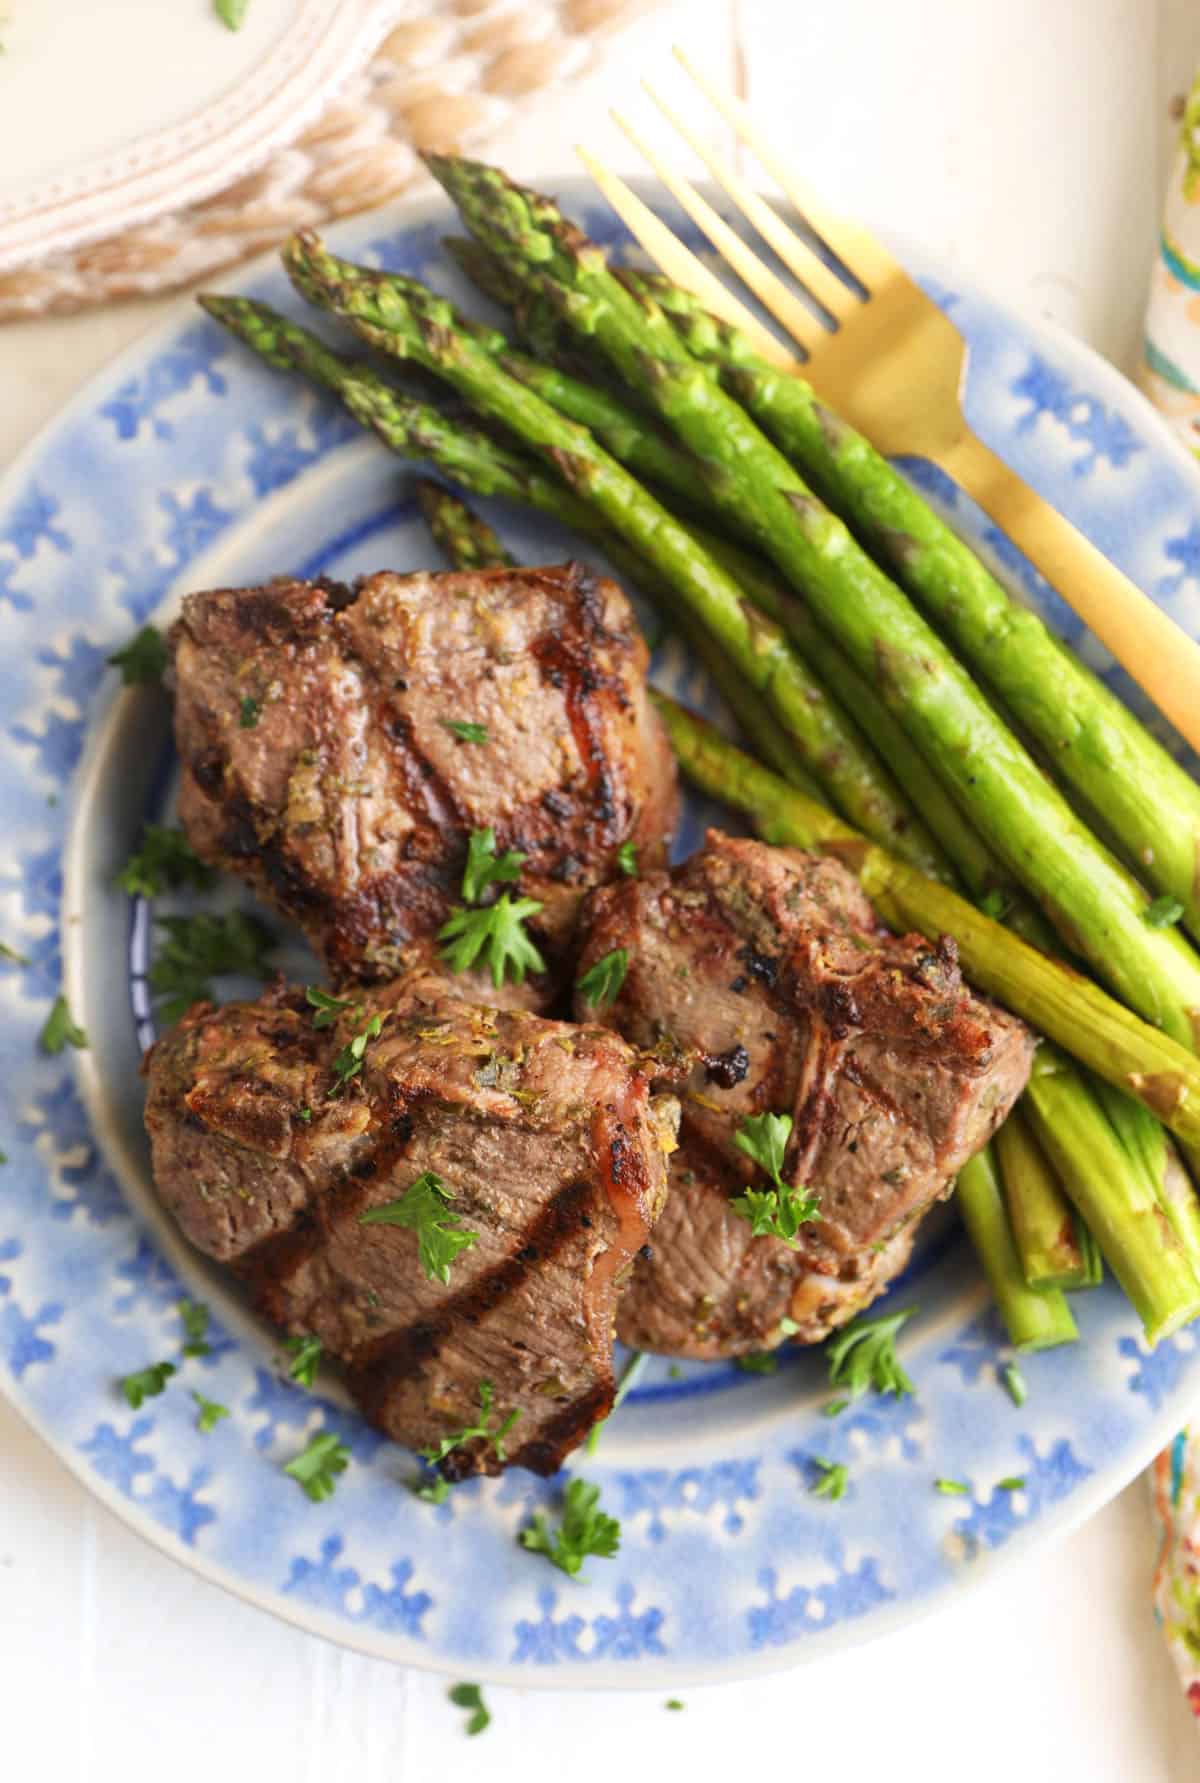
[178,1298,211,1357]
[996,1476,1025,1491]
[297,1105,312,1122]
[39,995,87,1055]
[1001,1362,1027,1407]
[214,0,251,30]
[0,941,31,966]
[616,840,639,877]
[305,985,356,1028]
[584,1348,647,1455]
[730,1111,819,1244]
[1145,894,1185,929]
[441,719,489,744]
[149,911,275,1022]
[239,694,260,729]
[448,1682,491,1737]
[439,895,546,988]
[461,827,526,903]
[821,1398,849,1418]
[192,1391,229,1434]
[415,1472,451,1505]
[977,888,1012,922]
[576,947,628,1010]
[665,1699,685,1711]
[420,1379,520,1466]
[778,1316,800,1336]
[810,1455,848,1501]
[284,1431,350,1502]
[935,1478,970,1496]
[284,1334,322,1388]
[519,1477,621,1578]
[824,1306,917,1400]
[329,1010,384,1095]
[358,1170,478,1284]
[120,1360,176,1408]
[108,624,167,685]
[117,824,214,899]
[736,1352,777,1375]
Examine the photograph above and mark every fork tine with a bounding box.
[575,147,799,371]
[641,79,858,325]
[608,108,823,356]
[672,45,896,291]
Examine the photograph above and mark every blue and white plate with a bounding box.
[3,180,1200,1687]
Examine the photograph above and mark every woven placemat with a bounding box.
[0,0,660,321]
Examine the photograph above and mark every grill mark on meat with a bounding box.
[788,1014,851,1186]
[507,1383,612,1476]
[381,704,465,836]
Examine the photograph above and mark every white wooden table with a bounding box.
[3,1,1200,1775]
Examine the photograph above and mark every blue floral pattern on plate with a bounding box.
[2,180,1200,1685]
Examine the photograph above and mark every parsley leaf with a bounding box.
[448,1682,491,1737]
[359,1171,478,1284]
[996,1476,1025,1491]
[441,718,489,744]
[120,1360,176,1409]
[520,1477,621,1578]
[935,1477,970,1496]
[305,985,356,1028]
[239,694,260,729]
[192,1391,229,1434]
[665,1699,685,1711]
[178,1298,211,1357]
[821,1398,849,1418]
[284,1334,322,1388]
[584,1348,647,1455]
[329,1010,384,1095]
[117,824,214,899]
[214,0,251,30]
[736,1352,777,1375]
[284,1431,350,1502]
[824,1306,917,1400]
[420,1379,520,1466]
[39,995,87,1055]
[1145,894,1185,929]
[810,1455,848,1501]
[1001,1361,1027,1407]
[730,1111,820,1244]
[438,894,546,988]
[576,947,628,1010]
[616,840,639,877]
[0,940,31,966]
[415,1472,451,1506]
[460,827,526,904]
[108,624,167,685]
[149,911,275,1022]
[734,1110,792,1184]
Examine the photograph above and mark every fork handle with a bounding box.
[938,428,1200,756]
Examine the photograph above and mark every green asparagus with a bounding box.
[955,1148,1078,1349]
[993,1109,1087,1289]
[425,157,1200,1055]
[416,477,514,572]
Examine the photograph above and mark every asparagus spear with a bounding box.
[992,1110,1087,1289]
[425,158,1200,1055]
[955,1148,1078,1350]
[201,297,831,801]
[416,477,513,572]
[632,267,1200,947]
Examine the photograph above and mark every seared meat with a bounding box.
[574,831,1033,1355]
[168,563,677,1003]
[144,969,678,1475]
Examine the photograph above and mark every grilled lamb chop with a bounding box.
[168,563,677,1005]
[574,831,1034,1355]
[144,969,679,1475]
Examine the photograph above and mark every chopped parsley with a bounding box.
[178,1298,211,1357]
[665,1699,686,1711]
[441,719,489,744]
[996,1476,1025,1492]
[120,1360,176,1409]
[736,1352,777,1375]
[283,1431,350,1502]
[821,1398,849,1418]
[239,694,260,729]
[576,946,628,1010]
[778,1316,800,1336]
[585,1348,647,1455]
[297,1105,312,1123]
[39,994,87,1055]
[977,888,1012,922]
[1145,894,1185,929]
[616,840,639,877]
[824,1306,917,1401]
[0,941,31,966]
[439,894,546,988]
[520,1477,621,1578]
[213,0,251,31]
[460,827,526,903]
[730,1111,819,1244]
[108,624,168,685]
[414,1472,451,1506]
[149,911,275,1022]
[305,985,356,1028]
[420,1379,520,1467]
[358,1170,478,1284]
[809,1455,848,1501]
[935,1477,970,1496]
[1001,1361,1027,1407]
[329,1010,384,1094]
[117,824,214,899]
[192,1391,229,1434]
[448,1682,491,1737]
[284,1334,322,1388]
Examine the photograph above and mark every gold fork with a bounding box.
[578,47,1200,756]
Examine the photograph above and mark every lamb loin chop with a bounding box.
[144,968,679,1475]
[168,562,677,1005]
[574,831,1034,1356]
